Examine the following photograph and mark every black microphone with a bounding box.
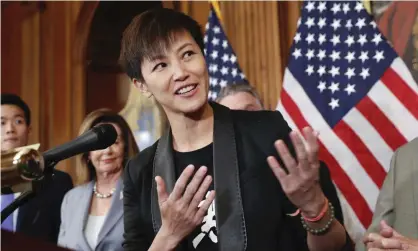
[43,123,118,168]
[1,124,117,223]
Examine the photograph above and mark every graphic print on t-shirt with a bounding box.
[173,143,218,250]
[192,192,217,248]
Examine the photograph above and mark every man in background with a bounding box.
[1,93,73,244]
[357,138,418,251]
[216,83,264,111]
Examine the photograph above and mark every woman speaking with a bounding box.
[120,8,353,251]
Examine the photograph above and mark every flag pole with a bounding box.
[363,0,372,15]
[210,0,223,23]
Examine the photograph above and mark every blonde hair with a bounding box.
[75,108,140,184]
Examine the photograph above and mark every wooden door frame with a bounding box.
[71,2,99,139]
[72,1,175,136]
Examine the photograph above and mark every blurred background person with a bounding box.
[372,1,418,86]
[1,94,32,151]
[215,83,264,111]
[357,138,418,251]
[1,93,73,243]
[58,109,139,251]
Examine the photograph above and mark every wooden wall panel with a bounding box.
[164,1,210,28]
[1,2,88,181]
[21,12,41,147]
[49,2,74,174]
[72,2,98,142]
[43,1,90,179]
[39,1,54,158]
[86,71,124,113]
[1,3,23,95]
[219,1,301,109]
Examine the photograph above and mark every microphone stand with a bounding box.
[1,191,35,223]
[1,160,55,224]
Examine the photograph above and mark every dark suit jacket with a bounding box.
[16,169,73,244]
[123,102,352,251]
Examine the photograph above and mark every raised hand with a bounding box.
[155,165,215,246]
[267,126,326,217]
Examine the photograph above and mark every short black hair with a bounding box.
[119,8,204,82]
[1,93,31,125]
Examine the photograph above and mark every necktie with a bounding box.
[1,194,15,231]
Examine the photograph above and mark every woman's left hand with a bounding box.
[267,126,326,217]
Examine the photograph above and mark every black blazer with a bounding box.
[16,169,73,244]
[123,103,352,251]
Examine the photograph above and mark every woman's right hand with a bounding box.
[153,165,215,250]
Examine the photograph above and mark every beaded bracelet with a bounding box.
[301,202,335,236]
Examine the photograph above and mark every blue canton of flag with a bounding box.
[204,6,248,101]
[288,1,397,127]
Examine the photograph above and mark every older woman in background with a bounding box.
[58,109,139,251]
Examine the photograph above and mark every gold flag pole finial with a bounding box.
[210,0,222,22]
[363,0,372,15]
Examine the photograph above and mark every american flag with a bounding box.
[204,5,248,101]
[276,1,418,241]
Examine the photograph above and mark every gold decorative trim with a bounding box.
[363,0,372,15]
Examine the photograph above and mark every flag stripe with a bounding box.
[381,68,418,120]
[356,96,408,151]
[336,188,366,242]
[281,89,373,227]
[283,70,379,210]
[343,107,393,172]
[281,69,377,215]
[391,58,418,95]
[333,121,386,187]
[317,141,373,227]
[277,101,298,131]
[278,97,376,213]
[368,81,418,141]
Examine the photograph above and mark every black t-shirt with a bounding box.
[173,143,218,251]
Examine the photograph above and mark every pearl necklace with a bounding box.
[93,183,116,199]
